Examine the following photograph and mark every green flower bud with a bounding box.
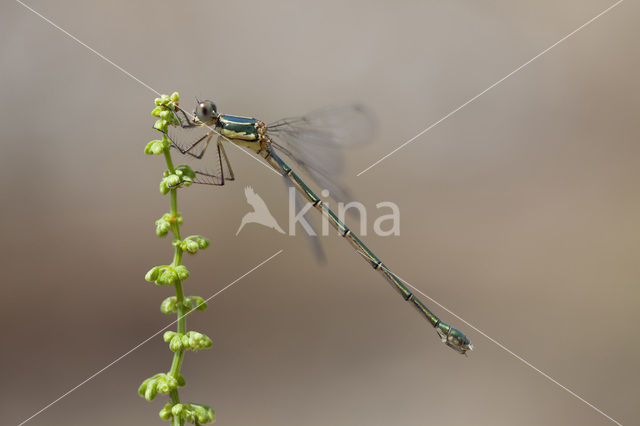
[145,265,188,286]
[154,119,168,131]
[185,331,213,351]
[184,403,215,424]
[159,169,191,193]
[183,239,199,254]
[160,296,177,314]
[197,237,210,249]
[180,333,190,346]
[145,266,160,282]
[201,336,213,349]
[138,377,150,397]
[166,174,181,187]
[155,220,170,237]
[178,236,210,255]
[183,296,193,310]
[163,331,176,342]
[139,373,178,401]
[144,140,165,155]
[171,403,184,417]
[156,267,178,286]
[159,401,215,424]
[159,403,172,420]
[188,331,202,340]
[151,142,164,155]
[157,374,178,393]
[159,179,170,195]
[145,383,158,401]
[169,335,183,352]
[154,97,163,106]
[192,296,207,311]
[182,296,207,312]
[170,92,180,102]
[174,265,189,281]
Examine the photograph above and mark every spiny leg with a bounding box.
[216,141,225,183]
[166,134,220,187]
[171,131,213,158]
[169,149,225,188]
[217,137,235,181]
[191,142,226,186]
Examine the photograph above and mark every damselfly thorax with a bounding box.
[215,114,268,153]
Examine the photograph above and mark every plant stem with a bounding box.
[164,149,186,426]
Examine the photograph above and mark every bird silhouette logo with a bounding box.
[236,186,285,235]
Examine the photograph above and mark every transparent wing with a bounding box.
[267,105,375,204]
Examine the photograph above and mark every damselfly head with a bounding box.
[194,99,218,124]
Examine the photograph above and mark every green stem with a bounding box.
[171,402,182,426]
[164,148,186,426]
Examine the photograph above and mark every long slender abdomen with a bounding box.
[261,146,472,354]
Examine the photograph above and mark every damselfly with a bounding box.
[161,99,472,355]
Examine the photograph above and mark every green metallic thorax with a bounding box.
[217,114,262,152]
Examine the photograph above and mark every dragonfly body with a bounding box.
[167,100,473,355]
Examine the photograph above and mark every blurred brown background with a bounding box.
[1,1,638,425]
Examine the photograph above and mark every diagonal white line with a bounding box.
[395,274,623,426]
[17,249,284,426]
[356,0,624,176]
[14,0,280,176]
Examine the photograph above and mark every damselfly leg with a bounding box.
[217,138,235,181]
[190,137,235,186]
[174,132,213,159]
[160,130,232,187]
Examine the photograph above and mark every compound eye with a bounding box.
[195,100,217,121]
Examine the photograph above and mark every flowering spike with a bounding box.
[141,92,214,422]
